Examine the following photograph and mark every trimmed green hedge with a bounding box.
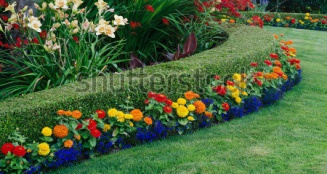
[241,12,326,19]
[0,25,275,145]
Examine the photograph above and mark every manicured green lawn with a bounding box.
[51,26,327,174]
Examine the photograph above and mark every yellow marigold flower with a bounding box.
[176,105,189,118]
[242,91,248,96]
[227,85,235,91]
[235,97,242,104]
[193,100,206,114]
[130,109,143,122]
[108,108,118,117]
[124,114,133,120]
[247,19,252,23]
[276,18,281,22]
[172,102,179,109]
[38,142,50,156]
[129,122,134,127]
[221,19,227,22]
[184,91,195,100]
[117,111,125,122]
[72,110,82,119]
[27,149,32,153]
[232,91,239,98]
[64,140,73,148]
[304,16,309,20]
[232,73,242,82]
[41,127,52,137]
[239,82,247,89]
[177,98,187,105]
[187,104,196,112]
[103,124,111,132]
[187,116,195,121]
[53,124,69,138]
[305,13,310,17]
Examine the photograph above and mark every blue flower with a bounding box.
[46,143,83,168]
[262,88,282,106]
[244,96,262,114]
[95,132,114,154]
[202,98,214,106]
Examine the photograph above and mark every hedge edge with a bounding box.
[0,25,275,144]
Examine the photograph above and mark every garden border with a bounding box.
[0,25,275,144]
[240,12,326,20]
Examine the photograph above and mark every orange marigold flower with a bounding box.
[273,34,278,39]
[193,100,206,114]
[64,110,72,117]
[53,124,69,138]
[229,19,235,23]
[204,112,213,118]
[274,60,282,67]
[271,72,279,79]
[72,110,82,119]
[289,47,297,54]
[64,140,73,148]
[57,110,65,116]
[184,91,195,100]
[194,93,200,98]
[144,117,153,125]
[130,109,143,122]
[74,134,81,141]
[273,66,282,73]
[264,73,273,80]
[282,74,288,80]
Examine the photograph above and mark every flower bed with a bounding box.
[0,32,302,173]
[240,12,327,31]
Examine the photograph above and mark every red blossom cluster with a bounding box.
[1,143,26,157]
[145,91,173,114]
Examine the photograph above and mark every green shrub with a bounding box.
[240,12,326,20]
[0,25,275,145]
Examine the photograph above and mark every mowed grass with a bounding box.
[51,26,327,174]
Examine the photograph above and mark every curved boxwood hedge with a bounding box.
[0,25,275,145]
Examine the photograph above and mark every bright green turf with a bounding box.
[50,26,327,174]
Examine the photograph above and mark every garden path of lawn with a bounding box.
[51,26,327,174]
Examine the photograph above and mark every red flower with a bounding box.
[87,119,97,130]
[147,91,156,98]
[322,20,327,25]
[96,110,106,119]
[1,15,8,22]
[222,102,230,112]
[213,85,226,96]
[269,53,279,59]
[23,39,29,45]
[73,36,79,43]
[264,60,272,66]
[75,123,82,130]
[214,75,220,80]
[130,21,141,29]
[0,0,8,8]
[145,5,154,12]
[144,99,149,105]
[250,62,258,67]
[12,23,20,29]
[32,37,39,44]
[226,80,234,86]
[163,105,172,114]
[1,143,14,155]
[164,99,173,106]
[154,94,167,103]
[162,18,169,25]
[39,30,47,39]
[291,18,296,24]
[12,146,26,157]
[90,129,101,138]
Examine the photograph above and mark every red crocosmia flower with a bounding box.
[90,129,101,138]
[269,53,279,59]
[12,23,19,29]
[147,91,156,98]
[40,30,47,39]
[96,110,106,119]
[214,85,226,96]
[214,75,220,80]
[144,99,149,105]
[73,36,79,43]
[12,146,26,157]
[130,21,141,29]
[23,39,29,45]
[145,5,154,12]
[154,94,167,103]
[162,18,169,25]
[264,60,272,66]
[75,123,82,130]
[250,62,258,67]
[87,119,97,130]
[32,37,39,44]
[222,102,230,112]
[163,105,172,114]
[226,80,234,86]
[1,143,14,155]
[164,99,172,106]
[0,0,8,8]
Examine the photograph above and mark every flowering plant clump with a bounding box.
[0,0,128,100]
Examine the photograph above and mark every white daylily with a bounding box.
[104,24,115,38]
[4,2,16,13]
[27,16,42,32]
[54,0,69,10]
[95,0,108,13]
[113,15,128,26]
[95,24,106,35]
